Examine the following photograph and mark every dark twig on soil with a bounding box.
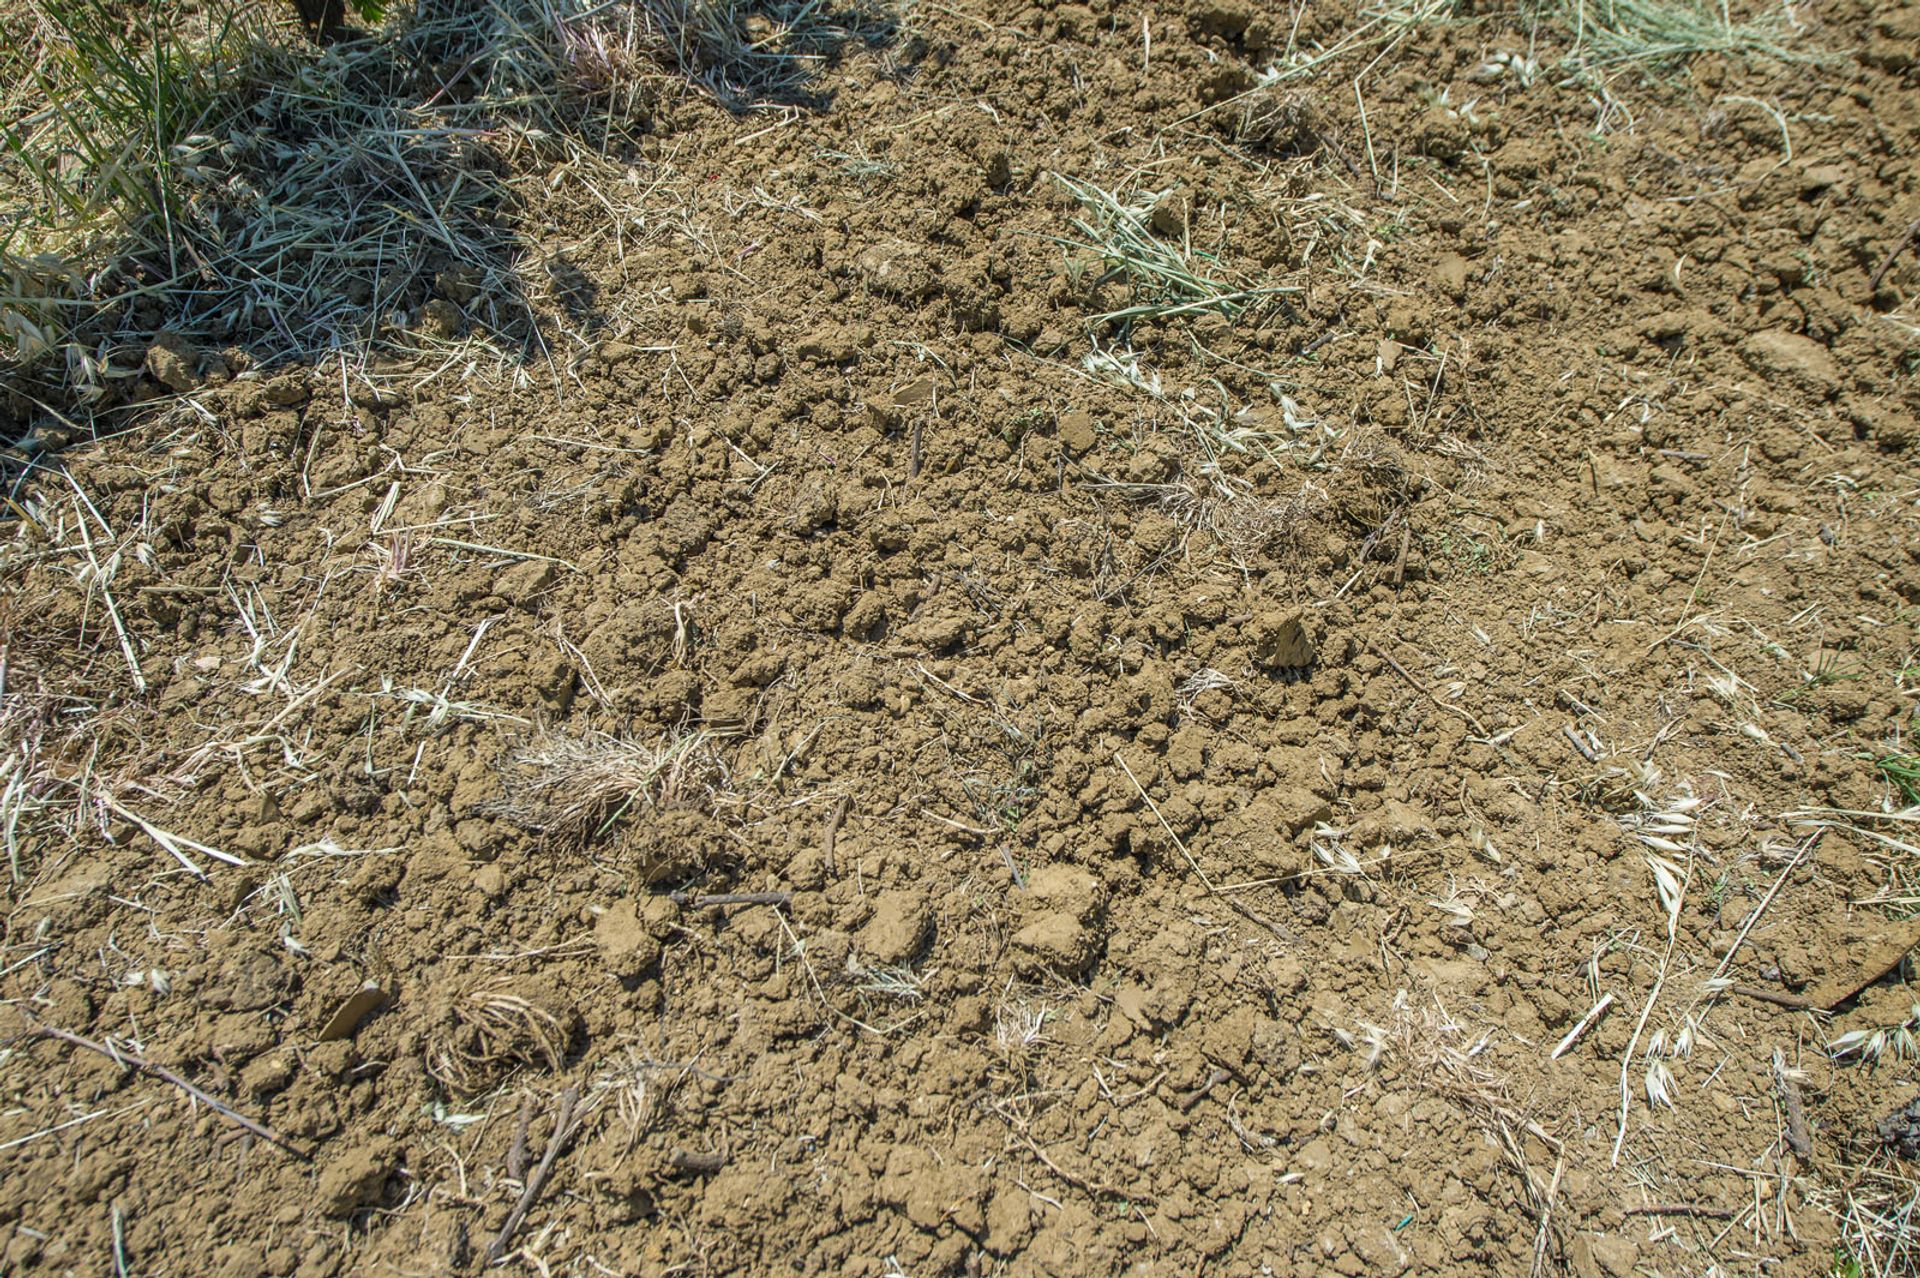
[822,796,848,877]
[670,1149,727,1175]
[1868,218,1920,293]
[1175,1068,1231,1112]
[1298,325,1342,357]
[668,891,793,909]
[36,1025,311,1160]
[507,1093,534,1183]
[1622,1203,1736,1220]
[485,1085,579,1266]
[1773,1048,1811,1158]
[1731,985,1812,1011]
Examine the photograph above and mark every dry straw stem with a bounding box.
[1114,750,1294,942]
[36,1023,310,1159]
[485,1084,581,1265]
[1611,786,1696,1165]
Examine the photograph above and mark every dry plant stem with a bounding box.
[822,796,848,877]
[1868,218,1920,292]
[1561,723,1599,763]
[1646,515,1724,652]
[99,793,246,876]
[1551,991,1614,1059]
[1706,830,1821,989]
[485,1085,579,1266]
[111,1205,128,1278]
[770,908,885,1036]
[1733,984,1812,1011]
[1623,1203,1737,1220]
[1021,1131,1153,1205]
[1772,1049,1810,1157]
[1612,853,1690,1166]
[507,1094,534,1183]
[1366,637,1490,737]
[669,891,792,908]
[1528,1153,1564,1278]
[70,498,146,695]
[36,1026,310,1160]
[1175,1068,1231,1112]
[1113,752,1294,942]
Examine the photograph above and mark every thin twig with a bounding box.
[111,1205,129,1278]
[1706,830,1822,988]
[70,497,146,695]
[1732,985,1812,1011]
[485,1086,579,1266]
[1868,218,1920,293]
[1366,637,1490,736]
[822,796,848,878]
[668,891,792,909]
[1772,1048,1811,1158]
[1623,1203,1736,1220]
[36,1025,309,1160]
[1175,1068,1231,1112]
[1021,1132,1154,1204]
[1114,752,1294,942]
[506,1093,533,1184]
[1562,723,1599,763]
[1551,992,1615,1060]
[1614,851,1691,1166]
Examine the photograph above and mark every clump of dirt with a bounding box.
[4,0,1920,1273]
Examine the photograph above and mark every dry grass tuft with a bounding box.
[494,727,729,845]
[1358,993,1508,1109]
[637,0,898,108]
[0,0,900,403]
[1232,87,1339,156]
[1810,1154,1919,1278]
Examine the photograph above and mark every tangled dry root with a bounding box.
[426,977,581,1098]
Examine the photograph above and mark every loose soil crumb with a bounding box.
[4,0,1920,1274]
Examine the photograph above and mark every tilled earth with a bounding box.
[4,0,1920,1273]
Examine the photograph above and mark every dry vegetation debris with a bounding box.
[3,0,1920,1273]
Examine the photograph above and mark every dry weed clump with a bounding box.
[493,727,729,846]
[426,976,581,1098]
[0,0,899,407]
[1231,86,1339,157]
[1809,1152,1920,1278]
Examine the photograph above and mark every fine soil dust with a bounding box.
[4,0,1920,1273]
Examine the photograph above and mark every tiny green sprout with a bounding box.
[1868,750,1920,806]
[1002,407,1047,447]
[1773,651,1861,705]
